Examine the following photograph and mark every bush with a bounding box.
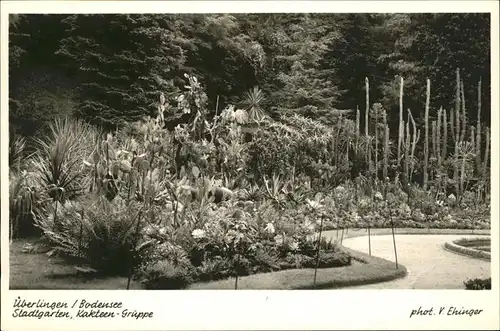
[35,196,146,276]
[140,260,193,289]
[316,251,351,268]
[464,278,491,290]
[194,256,233,282]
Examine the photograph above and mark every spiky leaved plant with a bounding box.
[32,117,98,202]
[9,135,27,172]
[241,86,265,122]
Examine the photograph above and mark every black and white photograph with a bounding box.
[1,1,498,330]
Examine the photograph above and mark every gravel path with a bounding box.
[332,234,490,289]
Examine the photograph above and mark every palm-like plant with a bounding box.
[9,135,27,172]
[241,86,265,122]
[32,118,98,202]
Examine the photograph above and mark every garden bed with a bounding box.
[10,236,407,290]
[188,247,406,290]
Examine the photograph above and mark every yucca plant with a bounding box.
[9,171,48,240]
[32,118,98,202]
[241,86,265,122]
[9,135,27,172]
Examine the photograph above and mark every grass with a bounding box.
[9,238,143,290]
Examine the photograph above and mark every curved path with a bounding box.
[323,231,491,289]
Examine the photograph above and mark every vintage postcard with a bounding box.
[1,1,499,330]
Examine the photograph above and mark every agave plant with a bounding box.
[241,86,265,122]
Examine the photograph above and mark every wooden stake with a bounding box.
[391,217,398,269]
[314,215,325,287]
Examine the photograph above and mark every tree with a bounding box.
[56,14,187,129]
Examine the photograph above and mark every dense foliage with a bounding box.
[10,13,490,135]
[9,13,491,289]
[464,277,491,290]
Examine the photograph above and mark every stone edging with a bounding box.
[444,237,491,261]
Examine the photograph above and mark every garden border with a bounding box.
[188,247,407,290]
[443,237,491,261]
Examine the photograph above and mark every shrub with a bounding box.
[464,278,491,290]
[316,251,351,268]
[35,196,146,276]
[250,246,281,273]
[194,256,233,282]
[140,260,193,289]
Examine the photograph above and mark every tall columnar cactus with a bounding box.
[436,108,442,167]
[470,126,476,170]
[455,68,461,141]
[365,78,370,168]
[442,108,448,162]
[432,120,437,164]
[423,79,430,189]
[453,68,461,197]
[383,112,389,180]
[398,76,404,168]
[476,78,482,175]
[460,80,467,143]
[356,105,360,153]
[482,128,490,180]
[404,120,410,185]
[408,109,419,182]
[374,107,379,179]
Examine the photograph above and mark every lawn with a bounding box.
[9,238,143,290]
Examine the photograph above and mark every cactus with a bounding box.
[398,76,404,168]
[436,107,442,167]
[482,128,490,179]
[365,77,370,168]
[407,109,419,182]
[442,108,448,162]
[404,120,410,185]
[374,107,379,179]
[383,111,389,180]
[476,78,482,175]
[453,68,461,198]
[423,78,430,189]
[460,80,467,143]
[455,68,461,142]
[432,120,437,169]
[356,105,360,153]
